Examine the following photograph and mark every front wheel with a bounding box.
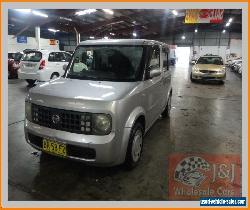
[26,79,36,86]
[190,73,195,82]
[161,94,172,118]
[125,122,144,169]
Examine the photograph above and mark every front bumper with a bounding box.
[192,71,226,81]
[24,119,130,166]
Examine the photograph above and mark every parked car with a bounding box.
[18,50,71,86]
[8,52,23,79]
[190,55,226,83]
[190,57,197,65]
[230,59,241,71]
[228,57,242,68]
[231,60,242,75]
[237,65,242,75]
[24,39,172,168]
[225,53,238,66]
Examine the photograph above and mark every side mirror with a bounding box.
[63,64,67,71]
[149,68,161,78]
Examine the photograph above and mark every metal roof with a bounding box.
[8,9,242,39]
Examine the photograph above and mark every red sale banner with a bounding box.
[185,9,224,24]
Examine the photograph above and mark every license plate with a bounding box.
[25,63,35,67]
[42,139,67,157]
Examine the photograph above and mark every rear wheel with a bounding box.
[26,79,36,86]
[50,73,60,80]
[125,122,144,169]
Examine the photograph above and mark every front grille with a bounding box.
[32,104,92,134]
[200,70,216,74]
[28,133,96,159]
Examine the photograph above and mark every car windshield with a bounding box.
[66,45,144,82]
[197,57,223,65]
[22,51,42,62]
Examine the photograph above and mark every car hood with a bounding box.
[29,78,140,101]
[194,64,224,71]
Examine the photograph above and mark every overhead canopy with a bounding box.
[8,9,242,39]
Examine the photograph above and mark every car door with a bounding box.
[47,52,57,76]
[161,45,171,109]
[143,45,163,126]
[50,52,67,76]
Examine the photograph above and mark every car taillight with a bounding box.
[39,60,45,70]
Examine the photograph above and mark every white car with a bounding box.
[18,50,71,85]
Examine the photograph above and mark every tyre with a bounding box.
[50,73,59,80]
[161,93,172,118]
[125,122,144,169]
[190,73,194,82]
[26,79,36,86]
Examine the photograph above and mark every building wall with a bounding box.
[160,32,242,61]
[13,31,241,59]
[8,35,60,52]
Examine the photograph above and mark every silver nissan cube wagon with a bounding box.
[25,39,172,168]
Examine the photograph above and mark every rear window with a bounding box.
[22,51,42,62]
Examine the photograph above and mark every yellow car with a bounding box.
[190,55,226,83]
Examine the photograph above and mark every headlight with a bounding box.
[193,68,199,73]
[25,101,32,121]
[92,114,112,135]
[218,69,225,74]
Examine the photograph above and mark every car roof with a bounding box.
[79,39,168,47]
[199,56,223,59]
[23,50,69,55]
[201,54,222,58]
